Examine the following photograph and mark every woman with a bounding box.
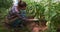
[5,1,28,32]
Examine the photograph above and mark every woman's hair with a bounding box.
[18,1,27,7]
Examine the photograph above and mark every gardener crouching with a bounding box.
[4,1,28,32]
[4,1,40,32]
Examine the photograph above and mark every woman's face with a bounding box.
[19,6,26,10]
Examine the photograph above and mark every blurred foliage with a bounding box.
[23,0,60,32]
[0,0,12,9]
[0,0,12,20]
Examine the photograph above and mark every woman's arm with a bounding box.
[15,12,26,20]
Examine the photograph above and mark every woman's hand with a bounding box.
[25,19,39,21]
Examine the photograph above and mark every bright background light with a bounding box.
[13,0,18,4]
